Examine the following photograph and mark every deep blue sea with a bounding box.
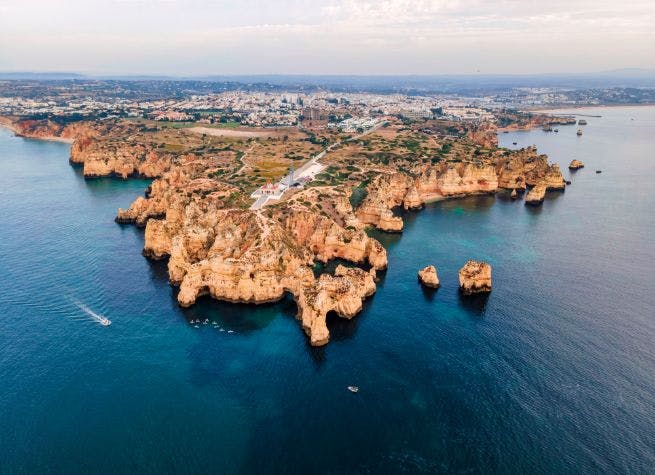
[1,106,654,474]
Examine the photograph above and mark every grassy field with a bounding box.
[124,118,243,129]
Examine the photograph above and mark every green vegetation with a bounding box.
[349,185,368,209]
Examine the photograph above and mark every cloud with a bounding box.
[0,0,653,74]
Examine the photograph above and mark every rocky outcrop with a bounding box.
[356,146,564,232]
[294,265,377,346]
[467,123,498,149]
[418,265,440,288]
[71,140,175,179]
[402,185,423,210]
[525,184,547,206]
[356,173,413,231]
[459,260,492,294]
[121,166,387,346]
[569,159,584,170]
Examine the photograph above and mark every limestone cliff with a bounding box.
[459,260,492,294]
[569,159,584,170]
[121,169,387,345]
[356,146,563,232]
[418,265,440,288]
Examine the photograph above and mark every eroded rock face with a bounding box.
[525,184,547,206]
[121,167,387,345]
[356,147,564,231]
[294,265,377,346]
[403,185,424,210]
[569,159,584,170]
[459,260,492,294]
[418,265,440,288]
[72,140,176,179]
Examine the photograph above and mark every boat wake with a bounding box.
[71,300,111,326]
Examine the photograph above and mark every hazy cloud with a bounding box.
[0,0,653,74]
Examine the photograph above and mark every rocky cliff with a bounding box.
[459,260,492,294]
[119,166,387,345]
[356,146,564,231]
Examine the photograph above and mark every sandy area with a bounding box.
[189,126,283,139]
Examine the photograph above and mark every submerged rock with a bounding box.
[459,260,492,294]
[418,265,440,288]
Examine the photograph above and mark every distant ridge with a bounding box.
[1,70,653,92]
[0,72,87,80]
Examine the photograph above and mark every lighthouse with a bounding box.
[287,166,295,188]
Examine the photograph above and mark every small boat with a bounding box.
[194,325,200,328]
[503,130,509,134]
[347,386,359,393]
[554,129,559,133]
[512,142,517,145]
[596,170,602,174]
[578,119,587,125]
[227,330,235,334]
[99,317,111,326]
[577,129,583,136]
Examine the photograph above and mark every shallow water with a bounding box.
[0,106,654,474]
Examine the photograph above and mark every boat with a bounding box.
[596,170,602,174]
[554,129,559,133]
[578,119,587,125]
[347,386,359,393]
[512,142,517,145]
[577,129,583,136]
[99,317,111,326]
[542,124,553,132]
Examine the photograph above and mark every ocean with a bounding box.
[0,106,653,474]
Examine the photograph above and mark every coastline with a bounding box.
[0,120,75,144]
[527,102,655,113]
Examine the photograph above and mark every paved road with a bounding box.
[249,119,387,210]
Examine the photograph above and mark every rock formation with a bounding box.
[569,159,584,170]
[459,260,492,294]
[418,265,440,288]
[294,265,377,346]
[525,184,547,206]
[1,114,571,346]
[356,147,564,231]
[116,162,388,346]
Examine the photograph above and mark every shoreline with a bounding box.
[526,102,655,113]
[0,121,75,144]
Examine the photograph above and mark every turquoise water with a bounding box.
[0,106,654,474]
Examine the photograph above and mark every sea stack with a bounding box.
[418,265,440,288]
[569,159,584,170]
[459,260,492,294]
[525,184,546,206]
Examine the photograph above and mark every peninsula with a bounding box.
[0,103,568,346]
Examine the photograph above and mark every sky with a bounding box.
[1,0,654,76]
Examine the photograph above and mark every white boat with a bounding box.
[347,386,359,393]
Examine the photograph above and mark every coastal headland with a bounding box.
[0,111,567,345]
